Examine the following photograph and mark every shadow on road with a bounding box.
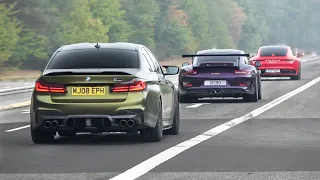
[45,132,172,145]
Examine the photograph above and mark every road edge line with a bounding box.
[0,101,31,111]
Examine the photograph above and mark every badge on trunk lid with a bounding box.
[113,78,122,82]
[85,76,91,82]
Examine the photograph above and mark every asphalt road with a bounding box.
[1,57,320,180]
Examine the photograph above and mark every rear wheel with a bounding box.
[164,101,180,135]
[291,65,301,80]
[31,127,54,144]
[243,80,259,102]
[140,100,163,142]
[258,77,262,100]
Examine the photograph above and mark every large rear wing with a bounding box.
[182,53,250,70]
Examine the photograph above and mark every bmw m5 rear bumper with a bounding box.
[30,108,153,132]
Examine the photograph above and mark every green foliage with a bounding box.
[122,0,159,51]
[0,3,21,68]
[1,0,320,70]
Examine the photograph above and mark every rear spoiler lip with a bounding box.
[42,68,138,76]
[182,54,250,58]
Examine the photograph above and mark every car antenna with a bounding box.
[95,42,101,49]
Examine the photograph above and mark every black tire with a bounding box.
[164,101,180,135]
[258,77,262,100]
[291,65,301,80]
[58,131,76,137]
[31,127,54,144]
[243,80,259,102]
[140,100,163,142]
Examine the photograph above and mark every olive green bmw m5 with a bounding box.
[30,42,180,144]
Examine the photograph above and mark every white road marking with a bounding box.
[21,110,30,114]
[109,76,320,180]
[185,103,203,108]
[5,125,30,132]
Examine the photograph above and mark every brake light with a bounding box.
[239,83,247,87]
[182,70,197,76]
[35,80,67,93]
[112,79,147,92]
[182,82,192,87]
[234,70,252,75]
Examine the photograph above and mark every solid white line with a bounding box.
[185,103,203,108]
[5,125,30,132]
[109,76,320,180]
[21,110,30,114]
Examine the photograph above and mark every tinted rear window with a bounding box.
[194,55,240,65]
[47,49,139,69]
[259,47,287,56]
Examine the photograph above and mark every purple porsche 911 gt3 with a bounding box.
[178,49,262,103]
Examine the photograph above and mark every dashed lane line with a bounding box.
[185,103,203,108]
[109,76,320,180]
[5,125,30,132]
[21,109,30,114]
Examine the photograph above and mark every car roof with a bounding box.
[59,42,142,51]
[197,49,245,54]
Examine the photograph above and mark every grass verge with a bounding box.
[0,70,40,81]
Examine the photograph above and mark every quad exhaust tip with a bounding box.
[119,120,127,128]
[51,120,59,128]
[127,119,135,127]
[44,121,52,128]
[119,119,136,128]
[44,120,59,128]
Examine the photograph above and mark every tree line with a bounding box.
[0,0,319,70]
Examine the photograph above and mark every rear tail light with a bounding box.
[112,78,147,92]
[239,83,247,87]
[182,70,197,76]
[35,80,67,93]
[182,82,192,87]
[234,70,252,75]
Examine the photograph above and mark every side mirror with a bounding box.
[182,62,189,67]
[163,65,180,75]
[254,61,261,67]
[40,69,44,73]
[297,54,303,58]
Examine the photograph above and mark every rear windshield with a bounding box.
[47,49,139,69]
[193,55,240,65]
[259,47,287,56]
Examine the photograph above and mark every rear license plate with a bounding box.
[71,87,106,96]
[204,80,226,86]
[266,69,280,73]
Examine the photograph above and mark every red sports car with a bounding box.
[250,45,302,80]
